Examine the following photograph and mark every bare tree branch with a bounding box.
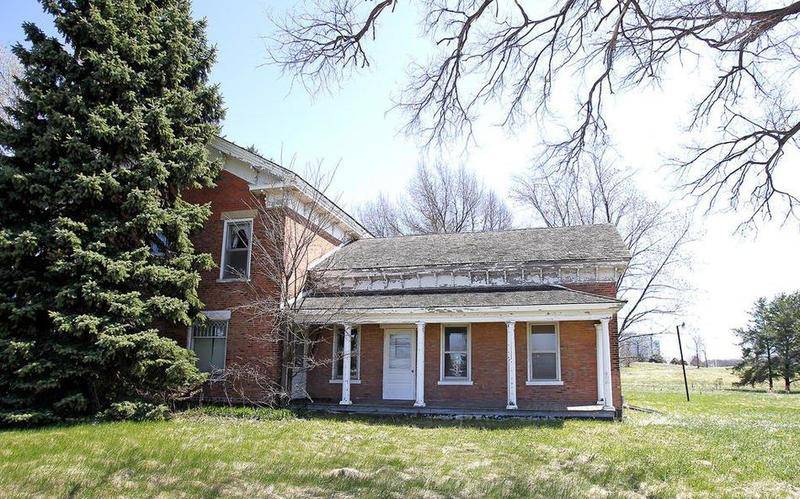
[512,151,695,340]
[0,45,22,126]
[215,160,361,405]
[358,162,514,235]
[267,0,398,94]
[269,0,800,226]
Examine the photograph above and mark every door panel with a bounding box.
[383,331,416,400]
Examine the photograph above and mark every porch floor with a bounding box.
[300,401,615,420]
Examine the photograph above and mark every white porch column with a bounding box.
[600,318,615,411]
[339,324,352,405]
[414,321,426,407]
[506,321,518,410]
[595,323,605,405]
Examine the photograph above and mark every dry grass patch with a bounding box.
[0,364,798,497]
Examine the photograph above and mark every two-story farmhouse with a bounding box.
[170,138,630,418]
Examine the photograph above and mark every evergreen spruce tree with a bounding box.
[0,0,223,421]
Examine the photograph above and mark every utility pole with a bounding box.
[676,323,690,402]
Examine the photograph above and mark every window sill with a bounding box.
[216,278,251,283]
[438,380,473,386]
[526,380,564,386]
[329,379,361,384]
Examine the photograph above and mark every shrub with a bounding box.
[99,402,171,422]
[0,410,61,428]
[189,405,297,421]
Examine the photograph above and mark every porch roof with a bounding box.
[302,286,620,310]
[297,285,623,323]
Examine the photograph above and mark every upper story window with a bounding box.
[332,326,360,381]
[440,325,471,383]
[527,323,561,383]
[220,219,252,280]
[190,318,228,374]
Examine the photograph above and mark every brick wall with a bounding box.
[163,171,624,411]
[564,282,623,409]
[305,317,617,410]
[163,170,338,402]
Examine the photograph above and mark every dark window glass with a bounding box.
[530,325,559,380]
[191,320,228,374]
[222,221,252,279]
[530,353,558,380]
[444,352,468,378]
[334,328,359,379]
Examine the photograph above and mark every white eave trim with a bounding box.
[299,302,621,324]
[211,137,371,239]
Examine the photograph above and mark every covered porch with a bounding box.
[298,286,624,417]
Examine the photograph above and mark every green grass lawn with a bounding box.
[1,363,799,498]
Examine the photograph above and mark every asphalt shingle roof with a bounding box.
[319,224,629,270]
[300,286,623,311]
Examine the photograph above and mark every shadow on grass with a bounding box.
[0,416,134,433]
[1,404,578,433]
[293,410,569,430]
[180,403,573,430]
[722,387,800,395]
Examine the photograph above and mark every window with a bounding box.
[150,231,169,257]
[440,325,471,383]
[527,323,561,383]
[220,219,252,280]
[332,326,360,381]
[191,319,228,373]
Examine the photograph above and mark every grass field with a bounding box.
[1,363,798,497]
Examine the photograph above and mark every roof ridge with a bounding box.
[355,223,615,242]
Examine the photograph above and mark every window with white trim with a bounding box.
[191,319,228,373]
[441,325,470,381]
[332,326,360,380]
[527,323,560,381]
[220,219,252,280]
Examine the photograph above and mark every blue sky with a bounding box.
[1,0,429,206]
[4,0,800,359]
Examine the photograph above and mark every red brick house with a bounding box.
[175,138,629,418]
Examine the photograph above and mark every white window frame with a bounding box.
[526,322,563,386]
[218,218,253,282]
[438,323,473,385]
[330,325,362,384]
[188,314,229,374]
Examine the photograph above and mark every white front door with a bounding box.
[383,330,416,400]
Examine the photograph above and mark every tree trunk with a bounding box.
[765,343,774,392]
[783,353,791,393]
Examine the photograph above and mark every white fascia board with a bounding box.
[301,302,622,325]
[250,181,367,242]
[211,137,371,240]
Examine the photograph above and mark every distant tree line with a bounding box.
[734,293,800,392]
[358,163,513,236]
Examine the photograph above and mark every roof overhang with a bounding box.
[210,137,372,241]
[297,298,624,325]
